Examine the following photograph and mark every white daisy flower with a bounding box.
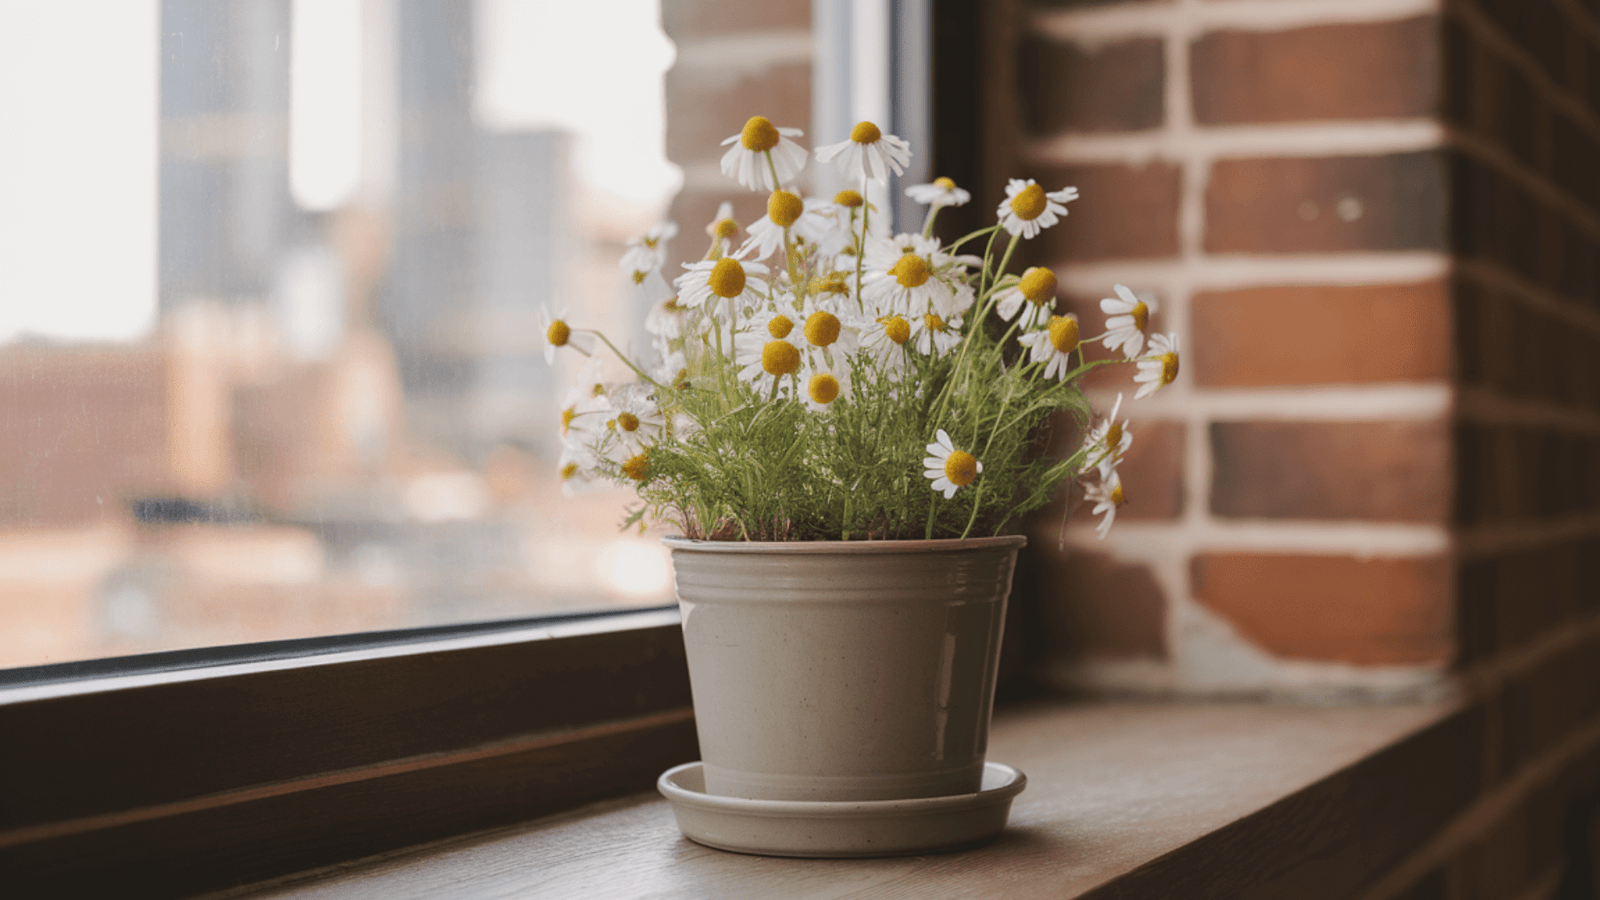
[911,309,963,357]
[905,177,971,208]
[802,354,852,412]
[538,306,594,363]
[558,358,609,437]
[1134,332,1181,400]
[740,192,832,262]
[859,233,972,319]
[1080,393,1131,475]
[1099,284,1156,360]
[922,429,982,499]
[996,178,1079,239]
[861,313,914,374]
[619,221,677,276]
[645,295,685,340]
[1018,313,1081,381]
[733,311,805,397]
[994,266,1059,330]
[557,440,602,497]
[604,382,666,454]
[796,300,861,368]
[675,256,770,315]
[720,116,808,191]
[1082,470,1126,539]
[815,121,912,186]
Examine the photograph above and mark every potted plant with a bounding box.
[543,116,1179,855]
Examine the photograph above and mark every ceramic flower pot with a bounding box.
[663,535,1026,803]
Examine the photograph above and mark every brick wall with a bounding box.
[1011,0,1600,895]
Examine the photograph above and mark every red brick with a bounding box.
[1024,544,1167,660]
[1191,17,1438,125]
[660,0,809,39]
[1191,281,1451,387]
[1192,553,1453,665]
[1030,161,1182,261]
[1211,420,1451,522]
[664,62,812,168]
[1018,34,1165,134]
[1205,152,1447,254]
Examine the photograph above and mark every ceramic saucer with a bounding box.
[657,761,1026,858]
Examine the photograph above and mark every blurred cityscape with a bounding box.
[0,0,675,668]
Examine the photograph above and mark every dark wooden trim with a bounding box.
[0,609,697,898]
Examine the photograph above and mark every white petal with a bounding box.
[935,429,953,451]
[1114,284,1139,306]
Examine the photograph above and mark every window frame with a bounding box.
[0,606,697,896]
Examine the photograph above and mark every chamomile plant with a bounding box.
[544,115,1180,541]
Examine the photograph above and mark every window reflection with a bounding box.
[0,0,680,668]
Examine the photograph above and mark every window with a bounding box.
[0,0,682,670]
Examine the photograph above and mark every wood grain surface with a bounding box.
[229,699,1461,900]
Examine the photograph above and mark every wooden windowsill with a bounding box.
[224,696,1473,899]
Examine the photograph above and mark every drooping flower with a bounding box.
[861,312,914,374]
[1099,284,1156,360]
[911,309,963,357]
[1080,393,1131,474]
[1018,313,1081,381]
[923,429,982,499]
[719,116,808,191]
[815,121,912,186]
[802,353,852,413]
[1083,470,1126,539]
[994,266,1059,330]
[905,177,971,208]
[797,300,861,369]
[1134,332,1181,399]
[996,178,1079,239]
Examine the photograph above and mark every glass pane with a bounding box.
[0,0,684,668]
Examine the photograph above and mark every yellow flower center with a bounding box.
[643,235,661,248]
[944,450,979,487]
[741,116,780,152]
[1111,482,1127,506]
[933,176,955,190]
[834,190,864,208]
[560,406,576,433]
[768,190,804,227]
[883,315,911,345]
[1047,315,1080,354]
[805,311,842,347]
[713,218,739,239]
[631,270,648,285]
[673,369,691,390]
[808,373,840,404]
[621,452,650,482]
[762,340,801,376]
[547,320,571,347]
[617,412,640,432]
[850,121,881,144]
[925,312,949,333]
[560,463,578,480]
[663,296,682,312]
[890,254,930,288]
[1009,183,1047,221]
[767,314,794,338]
[1019,266,1057,302]
[1105,422,1122,452]
[709,258,746,298]
[1133,301,1149,331]
[1160,351,1179,385]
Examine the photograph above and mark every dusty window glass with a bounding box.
[0,0,681,668]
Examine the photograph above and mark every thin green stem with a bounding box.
[583,330,664,389]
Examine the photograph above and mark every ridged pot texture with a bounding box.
[665,536,1025,803]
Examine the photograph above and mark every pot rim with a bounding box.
[661,534,1027,554]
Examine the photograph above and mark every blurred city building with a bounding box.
[0,0,674,668]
